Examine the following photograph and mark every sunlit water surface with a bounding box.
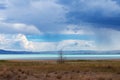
[0,54,120,60]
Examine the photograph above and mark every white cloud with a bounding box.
[56,40,96,51]
[0,34,96,51]
[60,24,94,35]
[15,34,34,50]
[0,22,41,34]
[1,29,120,51]
[25,39,96,51]
[0,34,34,51]
[30,42,57,51]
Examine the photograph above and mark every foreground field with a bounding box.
[0,60,120,80]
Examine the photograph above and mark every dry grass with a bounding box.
[0,60,120,80]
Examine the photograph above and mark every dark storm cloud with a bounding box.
[59,0,120,30]
[2,0,67,33]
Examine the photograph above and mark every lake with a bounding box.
[0,54,120,60]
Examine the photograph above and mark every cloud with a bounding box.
[59,0,120,30]
[0,34,34,51]
[79,0,120,16]
[28,39,96,51]
[15,34,34,50]
[92,27,120,50]
[59,0,120,15]
[0,0,120,51]
[1,0,120,33]
[1,29,120,51]
[60,24,94,35]
[0,34,96,51]
[56,40,96,50]
[0,22,41,34]
[1,0,67,33]
[0,4,6,9]
[0,0,7,10]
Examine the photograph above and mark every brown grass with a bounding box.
[0,60,119,80]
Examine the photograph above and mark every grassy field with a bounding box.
[0,60,120,80]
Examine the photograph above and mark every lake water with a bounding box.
[0,54,120,60]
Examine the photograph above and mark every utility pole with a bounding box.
[58,49,64,64]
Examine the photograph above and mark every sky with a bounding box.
[0,0,120,51]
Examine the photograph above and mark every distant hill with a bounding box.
[0,49,32,54]
[0,49,120,55]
